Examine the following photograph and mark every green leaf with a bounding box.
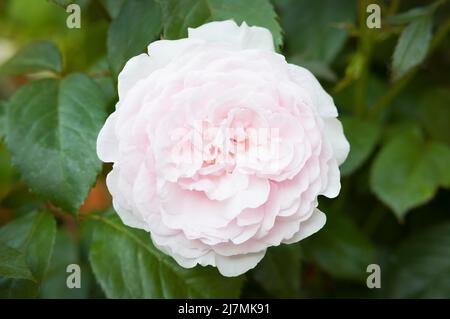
[420,88,450,146]
[277,0,355,63]
[107,0,162,76]
[386,222,450,298]
[101,0,126,18]
[6,74,106,213]
[161,0,282,48]
[89,214,244,298]
[370,129,450,219]
[424,142,450,189]
[0,210,56,298]
[251,244,301,298]
[340,117,381,176]
[392,14,432,81]
[0,244,34,281]
[160,0,208,39]
[40,229,89,299]
[302,211,375,281]
[0,41,62,75]
[88,57,116,106]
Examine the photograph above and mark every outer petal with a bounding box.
[188,20,274,51]
[241,21,275,51]
[119,39,203,99]
[283,208,326,244]
[147,38,202,66]
[323,118,350,166]
[97,112,119,163]
[288,64,338,118]
[320,160,341,198]
[118,53,156,99]
[106,168,150,231]
[215,250,266,277]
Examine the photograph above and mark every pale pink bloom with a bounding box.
[97,20,349,277]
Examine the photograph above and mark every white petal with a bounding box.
[188,20,274,51]
[111,197,149,231]
[188,20,241,46]
[159,176,269,236]
[156,243,199,269]
[118,53,156,99]
[152,233,208,261]
[179,172,250,201]
[289,64,338,117]
[132,162,157,216]
[205,172,249,201]
[119,39,202,99]
[241,21,275,51]
[225,176,270,217]
[283,208,326,244]
[323,117,350,165]
[321,160,341,198]
[106,168,149,231]
[147,38,201,66]
[97,112,119,163]
[215,250,266,277]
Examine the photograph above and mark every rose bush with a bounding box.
[1,0,449,299]
[97,20,349,276]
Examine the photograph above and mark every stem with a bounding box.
[45,202,79,233]
[354,0,377,117]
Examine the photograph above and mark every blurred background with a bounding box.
[0,0,449,298]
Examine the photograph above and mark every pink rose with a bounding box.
[97,20,349,277]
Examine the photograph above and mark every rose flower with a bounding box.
[97,20,349,277]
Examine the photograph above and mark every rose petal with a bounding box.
[215,250,266,277]
[283,208,326,244]
[188,20,274,51]
[323,117,350,166]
